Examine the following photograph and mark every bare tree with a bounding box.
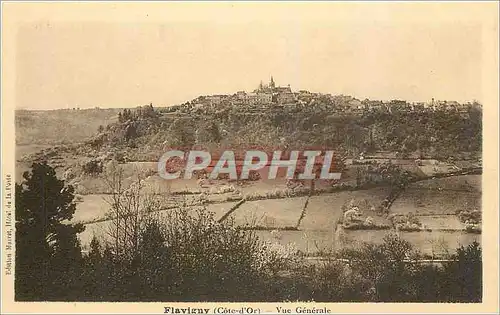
[102,162,162,262]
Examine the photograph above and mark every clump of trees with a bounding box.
[336,234,482,302]
[118,104,158,123]
[93,104,161,149]
[360,107,482,158]
[82,159,104,175]
[355,162,414,188]
[388,212,425,231]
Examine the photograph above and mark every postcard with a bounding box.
[1,2,498,314]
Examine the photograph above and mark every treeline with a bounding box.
[359,108,482,157]
[16,162,482,302]
[117,103,158,123]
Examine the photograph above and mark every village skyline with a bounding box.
[16,75,482,111]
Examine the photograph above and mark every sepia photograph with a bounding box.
[1,1,499,314]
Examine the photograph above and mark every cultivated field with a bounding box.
[299,187,390,230]
[391,175,481,215]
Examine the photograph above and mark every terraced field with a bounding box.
[391,175,481,215]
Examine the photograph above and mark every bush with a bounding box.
[343,223,390,230]
[82,159,103,176]
[81,207,278,301]
[457,209,481,224]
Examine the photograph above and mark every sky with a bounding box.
[9,2,498,109]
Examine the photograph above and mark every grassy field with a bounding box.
[72,194,110,223]
[411,175,481,192]
[255,230,334,254]
[78,221,481,257]
[72,175,481,242]
[299,187,390,230]
[67,162,164,195]
[227,197,307,228]
[417,163,460,177]
[417,215,465,230]
[71,187,389,232]
[391,177,481,216]
[79,221,108,248]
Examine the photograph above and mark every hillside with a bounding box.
[81,100,482,163]
[15,108,122,145]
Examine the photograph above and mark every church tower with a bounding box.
[270,76,275,89]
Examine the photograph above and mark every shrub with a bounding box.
[456,209,481,224]
[82,207,276,301]
[82,159,103,176]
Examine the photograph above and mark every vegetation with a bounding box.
[81,159,104,176]
[50,100,480,163]
[15,162,85,300]
[16,163,482,302]
[456,209,481,224]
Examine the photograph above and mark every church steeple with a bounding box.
[270,76,275,88]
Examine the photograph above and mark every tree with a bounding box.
[122,109,133,121]
[81,236,110,301]
[168,118,196,147]
[196,121,222,144]
[340,233,419,301]
[441,241,482,302]
[87,236,102,266]
[15,162,84,300]
[82,159,103,175]
[102,163,162,263]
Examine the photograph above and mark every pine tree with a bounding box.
[15,162,84,301]
[88,236,102,265]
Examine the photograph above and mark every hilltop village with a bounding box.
[163,77,480,115]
